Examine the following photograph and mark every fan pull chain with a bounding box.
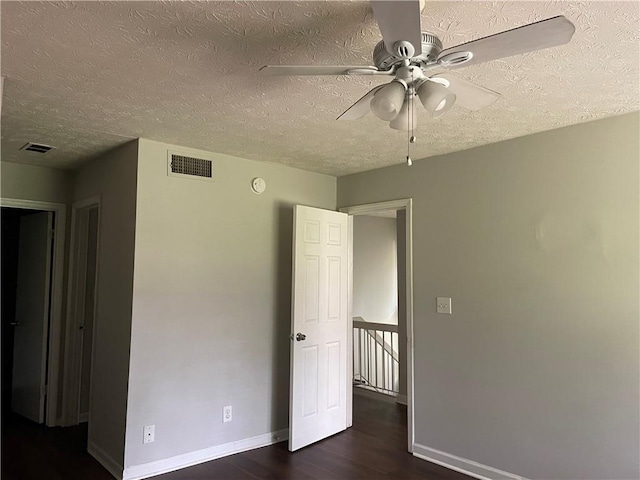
[406,98,411,166]
[406,71,415,167]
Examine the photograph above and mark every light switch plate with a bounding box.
[437,297,452,314]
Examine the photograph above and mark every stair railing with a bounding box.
[353,318,399,396]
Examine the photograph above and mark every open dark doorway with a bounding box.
[1,207,54,423]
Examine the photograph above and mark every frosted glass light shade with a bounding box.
[389,97,419,131]
[417,81,456,118]
[371,81,407,121]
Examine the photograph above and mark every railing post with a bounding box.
[382,331,386,391]
[391,331,395,392]
[365,328,369,386]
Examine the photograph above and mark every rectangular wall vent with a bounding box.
[169,154,213,179]
[20,142,54,154]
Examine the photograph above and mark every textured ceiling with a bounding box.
[1,1,638,176]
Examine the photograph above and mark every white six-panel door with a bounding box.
[289,205,348,451]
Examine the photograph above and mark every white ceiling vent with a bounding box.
[20,142,54,153]
[168,152,213,181]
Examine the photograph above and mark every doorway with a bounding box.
[341,199,414,452]
[62,198,100,426]
[287,200,413,453]
[351,211,406,402]
[2,207,54,424]
[1,198,67,427]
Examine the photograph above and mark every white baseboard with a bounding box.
[413,443,525,480]
[88,441,124,480]
[396,394,407,405]
[122,429,288,480]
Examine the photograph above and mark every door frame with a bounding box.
[0,198,67,427]
[62,196,101,426]
[340,198,415,453]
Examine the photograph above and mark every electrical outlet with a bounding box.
[437,297,452,314]
[143,425,155,444]
[223,405,232,423]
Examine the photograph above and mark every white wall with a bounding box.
[73,141,139,472]
[124,139,336,471]
[353,215,398,325]
[338,113,640,479]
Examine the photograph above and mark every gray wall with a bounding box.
[338,113,640,479]
[73,141,139,470]
[1,161,72,204]
[353,215,398,325]
[124,139,336,468]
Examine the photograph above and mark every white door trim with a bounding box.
[1,197,67,427]
[62,196,101,426]
[340,198,415,453]
[346,215,354,428]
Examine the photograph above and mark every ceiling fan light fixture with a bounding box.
[371,80,407,121]
[417,80,456,118]
[389,96,419,131]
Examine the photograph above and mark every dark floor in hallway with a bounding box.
[2,394,471,479]
[1,412,112,480]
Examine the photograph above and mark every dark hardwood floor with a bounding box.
[1,413,113,480]
[2,394,471,480]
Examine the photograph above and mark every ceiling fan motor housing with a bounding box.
[373,32,443,69]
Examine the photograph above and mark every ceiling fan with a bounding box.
[260,1,575,132]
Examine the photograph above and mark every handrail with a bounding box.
[353,318,398,333]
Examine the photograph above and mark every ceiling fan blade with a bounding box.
[371,0,423,56]
[437,16,575,68]
[430,74,501,111]
[260,65,379,76]
[337,85,385,121]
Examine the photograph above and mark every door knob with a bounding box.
[296,333,306,342]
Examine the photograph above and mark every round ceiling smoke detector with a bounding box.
[438,51,473,67]
[251,177,266,194]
